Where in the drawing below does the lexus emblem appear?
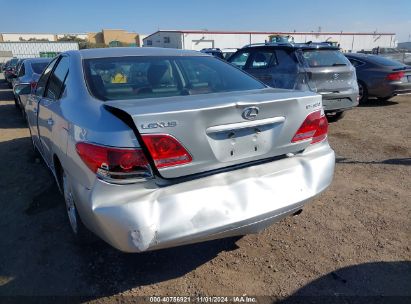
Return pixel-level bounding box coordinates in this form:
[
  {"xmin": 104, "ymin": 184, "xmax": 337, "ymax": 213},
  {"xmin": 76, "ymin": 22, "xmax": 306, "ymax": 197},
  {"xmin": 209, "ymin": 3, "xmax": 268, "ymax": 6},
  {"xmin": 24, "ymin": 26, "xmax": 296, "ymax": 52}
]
[
  {"xmin": 332, "ymin": 73, "xmax": 339, "ymax": 80},
  {"xmin": 242, "ymin": 106, "xmax": 259, "ymax": 120}
]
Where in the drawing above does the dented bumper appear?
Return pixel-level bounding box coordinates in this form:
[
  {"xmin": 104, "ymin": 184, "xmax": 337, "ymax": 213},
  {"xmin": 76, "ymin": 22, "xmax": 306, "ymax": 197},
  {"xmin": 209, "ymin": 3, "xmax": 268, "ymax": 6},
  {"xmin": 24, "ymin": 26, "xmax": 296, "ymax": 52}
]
[{"xmin": 71, "ymin": 141, "xmax": 335, "ymax": 253}]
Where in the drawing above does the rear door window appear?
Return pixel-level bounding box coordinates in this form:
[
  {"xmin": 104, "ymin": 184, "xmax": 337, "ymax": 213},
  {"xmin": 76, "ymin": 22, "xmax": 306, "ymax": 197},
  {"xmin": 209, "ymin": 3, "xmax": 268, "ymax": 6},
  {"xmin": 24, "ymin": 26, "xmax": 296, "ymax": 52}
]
[
  {"xmin": 229, "ymin": 51, "xmax": 251, "ymax": 69},
  {"xmin": 302, "ymin": 50, "xmax": 350, "ymax": 67},
  {"xmin": 249, "ymin": 50, "xmax": 277, "ymax": 69},
  {"xmin": 17, "ymin": 63, "xmax": 25, "ymax": 77},
  {"xmin": 46, "ymin": 56, "xmax": 69, "ymax": 100},
  {"xmin": 35, "ymin": 58, "xmax": 58, "ymax": 97},
  {"xmin": 348, "ymin": 58, "xmax": 365, "ymax": 67},
  {"xmin": 32, "ymin": 62, "xmax": 50, "ymax": 74},
  {"xmin": 276, "ymin": 50, "xmax": 298, "ymax": 69}
]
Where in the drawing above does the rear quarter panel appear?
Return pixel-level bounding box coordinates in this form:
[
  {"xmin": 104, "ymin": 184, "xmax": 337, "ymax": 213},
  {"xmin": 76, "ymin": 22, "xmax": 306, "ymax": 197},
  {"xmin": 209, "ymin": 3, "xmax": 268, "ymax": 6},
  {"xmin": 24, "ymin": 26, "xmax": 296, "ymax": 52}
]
[{"xmin": 60, "ymin": 52, "xmax": 140, "ymax": 189}]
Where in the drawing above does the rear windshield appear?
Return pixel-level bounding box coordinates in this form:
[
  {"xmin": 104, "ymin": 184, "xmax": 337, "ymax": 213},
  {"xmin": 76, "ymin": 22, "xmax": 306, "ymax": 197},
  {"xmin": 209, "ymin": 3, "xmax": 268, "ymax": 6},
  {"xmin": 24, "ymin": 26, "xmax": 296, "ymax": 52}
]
[
  {"xmin": 369, "ymin": 55, "xmax": 405, "ymax": 67},
  {"xmin": 83, "ymin": 56, "xmax": 265, "ymax": 101},
  {"xmin": 302, "ymin": 50, "xmax": 350, "ymax": 67},
  {"xmin": 31, "ymin": 62, "xmax": 50, "ymax": 74}
]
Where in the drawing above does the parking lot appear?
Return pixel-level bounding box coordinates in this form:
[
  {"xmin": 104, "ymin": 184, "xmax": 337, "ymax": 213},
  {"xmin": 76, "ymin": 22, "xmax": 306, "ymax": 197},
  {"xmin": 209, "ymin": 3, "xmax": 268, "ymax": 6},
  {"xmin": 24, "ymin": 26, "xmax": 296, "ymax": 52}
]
[{"xmin": 0, "ymin": 73, "xmax": 410, "ymax": 301}]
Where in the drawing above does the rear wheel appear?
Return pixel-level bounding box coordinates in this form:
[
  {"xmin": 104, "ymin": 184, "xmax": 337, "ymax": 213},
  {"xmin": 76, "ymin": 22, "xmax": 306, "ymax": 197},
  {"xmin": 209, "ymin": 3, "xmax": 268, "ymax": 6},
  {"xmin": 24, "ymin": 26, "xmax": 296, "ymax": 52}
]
[
  {"xmin": 358, "ymin": 81, "xmax": 368, "ymax": 104},
  {"xmin": 61, "ymin": 169, "xmax": 95, "ymax": 244}
]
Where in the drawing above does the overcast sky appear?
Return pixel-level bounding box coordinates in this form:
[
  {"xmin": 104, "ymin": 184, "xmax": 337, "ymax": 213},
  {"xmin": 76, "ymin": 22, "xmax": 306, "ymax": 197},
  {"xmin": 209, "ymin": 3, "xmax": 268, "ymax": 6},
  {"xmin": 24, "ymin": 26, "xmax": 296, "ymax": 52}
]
[{"xmin": 1, "ymin": 0, "xmax": 410, "ymax": 42}]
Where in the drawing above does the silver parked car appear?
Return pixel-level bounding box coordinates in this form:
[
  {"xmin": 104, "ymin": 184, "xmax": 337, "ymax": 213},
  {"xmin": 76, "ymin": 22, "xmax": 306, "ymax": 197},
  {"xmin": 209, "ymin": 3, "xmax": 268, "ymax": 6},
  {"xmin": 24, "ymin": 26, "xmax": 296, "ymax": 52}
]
[
  {"xmin": 26, "ymin": 47, "xmax": 335, "ymax": 252},
  {"xmin": 228, "ymin": 43, "xmax": 359, "ymax": 120},
  {"xmin": 12, "ymin": 58, "xmax": 51, "ymax": 115}
]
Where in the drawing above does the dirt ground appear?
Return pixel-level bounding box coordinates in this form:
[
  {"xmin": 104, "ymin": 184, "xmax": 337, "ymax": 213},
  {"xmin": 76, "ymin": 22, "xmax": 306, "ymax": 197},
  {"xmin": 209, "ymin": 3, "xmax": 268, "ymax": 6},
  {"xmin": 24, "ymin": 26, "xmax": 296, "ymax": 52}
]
[{"xmin": 0, "ymin": 75, "xmax": 410, "ymax": 303}]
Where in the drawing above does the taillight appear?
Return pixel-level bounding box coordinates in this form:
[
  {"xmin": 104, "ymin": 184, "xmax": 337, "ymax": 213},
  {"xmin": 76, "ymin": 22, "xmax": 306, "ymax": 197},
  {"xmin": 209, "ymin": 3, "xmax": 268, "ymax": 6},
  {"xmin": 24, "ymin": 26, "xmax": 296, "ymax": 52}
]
[
  {"xmin": 141, "ymin": 134, "xmax": 192, "ymax": 168},
  {"xmin": 76, "ymin": 142, "xmax": 152, "ymax": 183},
  {"xmin": 291, "ymin": 110, "xmax": 328, "ymax": 144},
  {"xmin": 386, "ymin": 72, "xmax": 405, "ymax": 81}
]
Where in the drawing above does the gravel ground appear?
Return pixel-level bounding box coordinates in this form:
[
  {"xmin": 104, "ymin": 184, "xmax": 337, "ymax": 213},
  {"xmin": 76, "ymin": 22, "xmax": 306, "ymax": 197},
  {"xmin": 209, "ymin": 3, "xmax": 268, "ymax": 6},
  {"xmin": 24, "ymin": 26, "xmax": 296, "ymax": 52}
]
[{"xmin": 0, "ymin": 76, "xmax": 410, "ymax": 303}]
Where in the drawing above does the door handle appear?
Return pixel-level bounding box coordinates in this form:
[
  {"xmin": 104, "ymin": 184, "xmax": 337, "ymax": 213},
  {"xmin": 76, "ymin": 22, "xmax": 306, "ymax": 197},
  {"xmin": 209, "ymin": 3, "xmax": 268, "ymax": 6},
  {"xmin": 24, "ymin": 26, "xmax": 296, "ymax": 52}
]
[{"xmin": 47, "ymin": 118, "xmax": 54, "ymax": 126}]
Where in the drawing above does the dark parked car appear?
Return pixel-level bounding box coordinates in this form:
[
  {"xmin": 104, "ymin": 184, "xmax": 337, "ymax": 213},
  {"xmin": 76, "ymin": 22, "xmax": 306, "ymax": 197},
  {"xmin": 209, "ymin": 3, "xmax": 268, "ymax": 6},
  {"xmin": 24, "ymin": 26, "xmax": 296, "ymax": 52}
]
[
  {"xmin": 10, "ymin": 58, "xmax": 27, "ymax": 88},
  {"xmin": 200, "ymin": 48, "xmax": 224, "ymax": 59},
  {"xmin": 3, "ymin": 58, "xmax": 19, "ymax": 86},
  {"xmin": 345, "ymin": 53, "xmax": 411, "ymax": 103},
  {"xmin": 228, "ymin": 42, "xmax": 359, "ymax": 120}
]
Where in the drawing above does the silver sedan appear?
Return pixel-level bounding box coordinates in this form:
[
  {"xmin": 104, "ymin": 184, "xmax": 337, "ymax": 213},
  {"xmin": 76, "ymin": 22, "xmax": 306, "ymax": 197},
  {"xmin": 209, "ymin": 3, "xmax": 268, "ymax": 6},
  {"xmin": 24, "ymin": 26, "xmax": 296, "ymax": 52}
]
[
  {"xmin": 25, "ymin": 47, "xmax": 335, "ymax": 252},
  {"xmin": 12, "ymin": 58, "xmax": 51, "ymax": 116}
]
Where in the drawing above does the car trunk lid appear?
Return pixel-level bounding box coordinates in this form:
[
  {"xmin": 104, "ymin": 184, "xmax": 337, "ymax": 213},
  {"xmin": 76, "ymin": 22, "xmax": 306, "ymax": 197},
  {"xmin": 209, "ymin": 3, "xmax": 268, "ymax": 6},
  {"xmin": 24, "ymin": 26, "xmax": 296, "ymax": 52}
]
[{"xmin": 105, "ymin": 88, "xmax": 323, "ymax": 179}]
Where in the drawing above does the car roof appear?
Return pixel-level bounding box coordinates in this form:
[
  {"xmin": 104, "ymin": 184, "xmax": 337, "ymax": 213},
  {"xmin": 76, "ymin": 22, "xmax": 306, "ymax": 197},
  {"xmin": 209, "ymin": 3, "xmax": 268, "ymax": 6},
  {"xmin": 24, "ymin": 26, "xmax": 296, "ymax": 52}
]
[
  {"xmin": 201, "ymin": 48, "xmax": 222, "ymax": 51},
  {"xmin": 345, "ymin": 53, "xmax": 369, "ymax": 58},
  {"xmin": 345, "ymin": 53, "xmax": 390, "ymax": 61},
  {"xmin": 24, "ymin": 58, "xmax": 52, "ymax": 64},
  {"xmin": 346, "ymin": 53, "xmax": 410, "ymax": 67},
  {"xmin": 70, "ymin": 47, "xmax": 207, "ymax": 59}
]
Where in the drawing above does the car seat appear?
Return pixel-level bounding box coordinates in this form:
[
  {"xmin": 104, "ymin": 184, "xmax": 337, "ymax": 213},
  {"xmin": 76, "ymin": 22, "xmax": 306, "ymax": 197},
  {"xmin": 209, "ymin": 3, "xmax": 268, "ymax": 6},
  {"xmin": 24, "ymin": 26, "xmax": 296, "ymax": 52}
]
[{"xmin": 138, "ymin": 63, "xmax": 169, "ymax": 95}]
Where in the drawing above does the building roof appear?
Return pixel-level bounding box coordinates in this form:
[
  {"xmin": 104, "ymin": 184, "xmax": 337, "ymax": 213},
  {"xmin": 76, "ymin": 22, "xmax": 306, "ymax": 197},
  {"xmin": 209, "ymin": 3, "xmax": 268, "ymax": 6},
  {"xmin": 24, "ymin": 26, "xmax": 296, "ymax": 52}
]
[{"xmin": 143, "ymin": 30, "xmax": 396, "ymax": 40}]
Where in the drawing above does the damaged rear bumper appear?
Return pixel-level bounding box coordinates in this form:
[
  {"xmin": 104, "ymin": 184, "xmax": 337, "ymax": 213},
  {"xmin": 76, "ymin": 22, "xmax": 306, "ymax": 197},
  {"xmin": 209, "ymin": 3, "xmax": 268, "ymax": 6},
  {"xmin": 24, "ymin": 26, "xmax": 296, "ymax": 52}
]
[{"xmin": 71, "ymin": 142, "xmax": 335, "ymax": 253}]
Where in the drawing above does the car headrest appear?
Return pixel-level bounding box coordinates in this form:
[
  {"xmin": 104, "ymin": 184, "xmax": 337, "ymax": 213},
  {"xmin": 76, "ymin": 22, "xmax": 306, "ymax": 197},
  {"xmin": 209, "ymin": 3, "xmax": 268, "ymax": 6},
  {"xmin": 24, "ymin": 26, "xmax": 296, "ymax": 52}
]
[{"xmin": 147, "ymin": 64, "xmax": 169, "ymax": 86}]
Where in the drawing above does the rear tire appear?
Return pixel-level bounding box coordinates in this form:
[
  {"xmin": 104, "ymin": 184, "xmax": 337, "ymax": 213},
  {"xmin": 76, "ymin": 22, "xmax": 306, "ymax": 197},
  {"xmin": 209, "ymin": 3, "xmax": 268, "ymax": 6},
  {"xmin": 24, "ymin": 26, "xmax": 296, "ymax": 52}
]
[
  {"xmin": 358, "ymin": 81, "xmax": 368, "ymax": 104},
  {"xmin": 60, "ymin": 169, "xmax": 96, "ymax": 244}
]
